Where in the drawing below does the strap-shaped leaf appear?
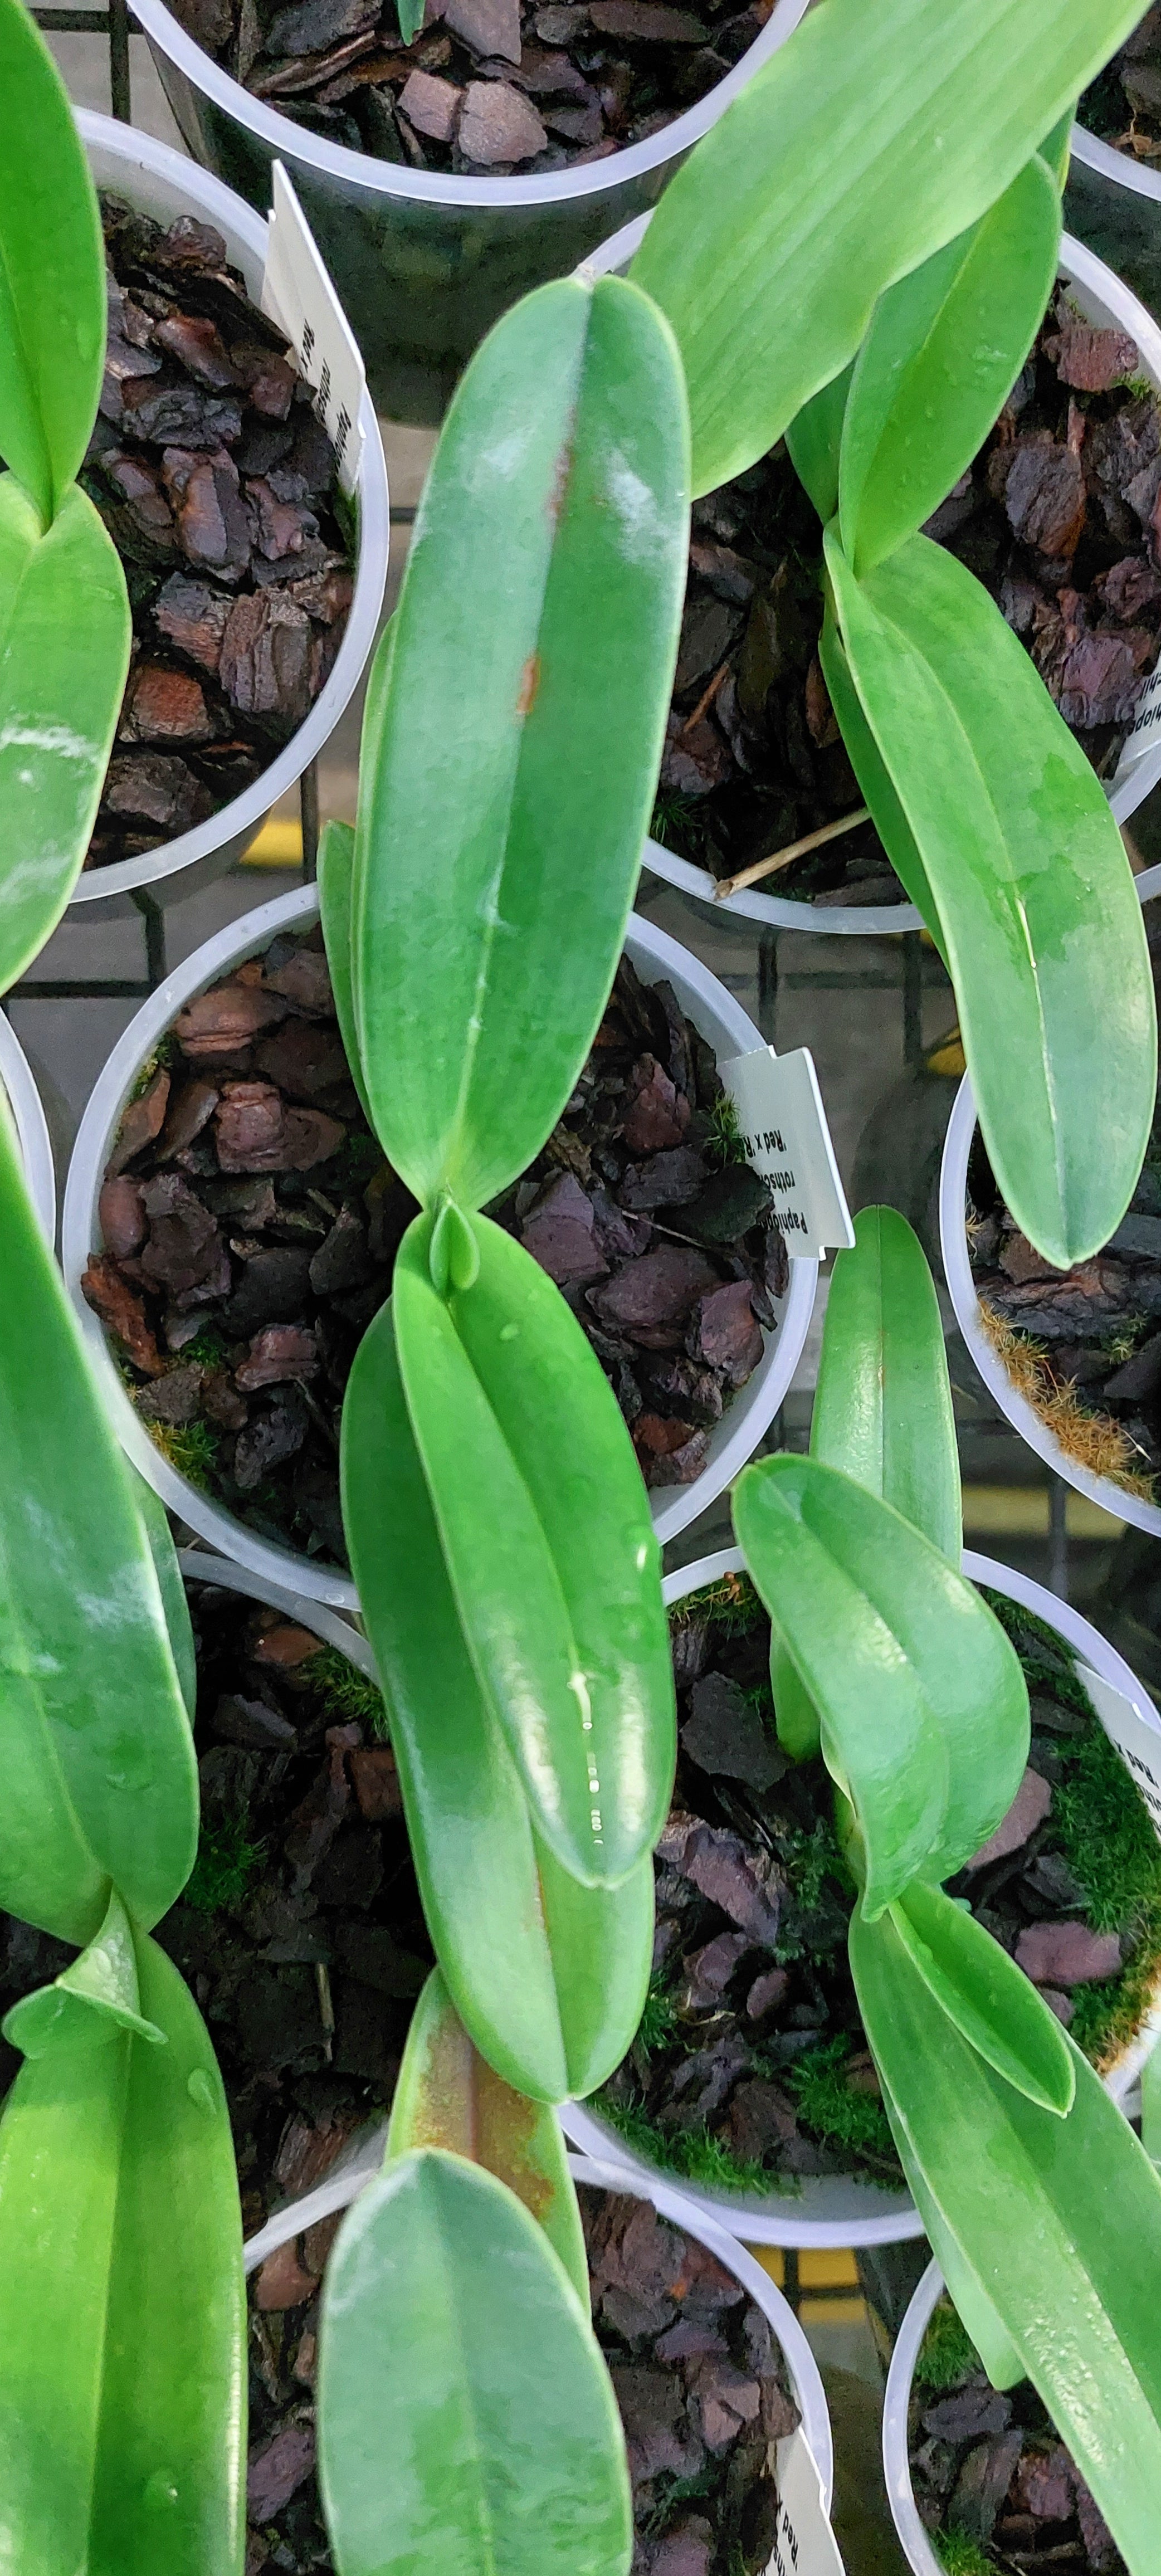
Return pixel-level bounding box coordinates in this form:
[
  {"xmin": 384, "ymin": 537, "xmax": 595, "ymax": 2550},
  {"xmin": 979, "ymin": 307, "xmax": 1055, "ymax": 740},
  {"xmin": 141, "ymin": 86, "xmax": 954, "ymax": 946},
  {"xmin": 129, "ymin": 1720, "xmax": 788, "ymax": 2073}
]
[
  {"xmin": 318, "ymin": 819, "xmax": 374, "ymax": 1129},
  {"xmin": 818, "ymin": 610, "xmax": 942, "ymax": 934},
  {"xmin": 784, "ymin": 363, "xmax": 853, "ymax": 523},
  {"xmin": 733, "ymin": 1455, "xmax": 1027, "ymax": 1913},
  {"xmin": 630, "ymin": 0, "xmax": 1145, "ymax": 496},
  {"xmin": 3, "ymin": 1886, "xmax": 165, "ymax": 2057},
  {"xmin": 890, "ymin": 1880, "xmax": 1074, "ymax": 2114},
  {"xmin": 851, "ymin": 1905, "xmax": 1161, "ymax": 2565},
  {"xmin": 353, "ymin": 273, "xmax": 689, "ymax": 1213},
  {"xmin": 133, "ymin": 1474, "xmax": 197, "ymax": 1724},
  {"xmin": 0, "ymin": 477, "xmax": 130, "ymax": 994},
  {"xmin": 812, "ymin": 1206, "xmax": 961, "ymax": 1562},
  {"xmin": 838, "ymin": 155, "xmax": 1061, "ymax": 577},
  {"xmin": 318, "ymin": 2150, "xmax": 632, "ymax": 2576},
  {"xmin": 0, "ymin": 0, "xmax": 106, "ymax": 521},
  {"xmin": 393, "ymin": 1211, "xmax": 675, "ymax": 1889},
  {"xmin": 0, "ymin": 1097, "xmax": 197, "ymax": 1945},
  {"xmin": 825, "ymin": 526, "xmax": 1156, "ymax": 1266},
  {"xmin": 342, "ymin": 1296, "xmax": 655, "ymax": 2101},
  {"xmin": 877, "ymin": 2086, "xmax": 1023, "ymax": 2390},
  {"xmin": 389, "ymin": 1968, "xmax": 588, "ymax": 2304},
  {"xmin": 0, "ymin": 1932, "xmax": 243, "ymax": 2574}
]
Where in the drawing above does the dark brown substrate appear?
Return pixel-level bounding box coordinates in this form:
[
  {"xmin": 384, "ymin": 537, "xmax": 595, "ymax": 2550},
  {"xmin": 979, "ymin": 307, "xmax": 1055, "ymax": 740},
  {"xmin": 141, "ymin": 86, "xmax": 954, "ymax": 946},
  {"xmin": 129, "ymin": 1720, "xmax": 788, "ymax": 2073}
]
[
  {"xmin": 653, "ymin": 304, "xmax": 1161, "ymax": 906},
  {"xmin": 597, "ymin": 1575, "xmax": 1157, "ymax": 2195},
  {"xmin": 84, "ymin": 196, "xmax": 353, "ymax": 871},
  {"xmin": 81, "ymin": 926, "xmax": 783, "ymax": 1565},
  {"xmin": 1081, "ymin": 9, "xmax": 1161, "ymax": 161},
  {"xmin": 966, "ymin": 919, "xmax": 1161, "ymax": 1505},
  {"xmin": 169, "ymin": 0, "xmax": 772, "ymax": 176},
  {"xmin": 909, "ymin": 2298, "xmax": 1125, "ymax": 2575}
]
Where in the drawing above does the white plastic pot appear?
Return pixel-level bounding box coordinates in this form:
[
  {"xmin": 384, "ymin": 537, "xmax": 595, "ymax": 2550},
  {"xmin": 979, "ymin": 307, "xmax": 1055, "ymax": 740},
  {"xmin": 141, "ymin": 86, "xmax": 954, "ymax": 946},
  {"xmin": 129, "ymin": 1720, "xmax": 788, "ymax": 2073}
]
[
  {"xmin": 64, "ymin": 884, "xmax": 818, "ymax": 1608},
  {"xmin": 242, "ymin": 2140, "xmax": 836, "ymax": 2525},
  {"xmin": 881, "ymin": 2258, "xmax": 958, "ymax": 2576},
  {"xmin": 131, "ymin": 0, "xmax": 809, "ymax": 427},
  {"xmin": 1067, "ymin": 122, "xmax": 1161, "ymax": 348},
  {"xmin": 580, "ymin": 222, "xmax": 1161, "ymax": 933},
  {"xmin": 940, "ymin": 1071, "xmax": 1161, "ymax": 1541},
  {"xmin": 71, "ymin": 109, "xmax": 389, "ymax": 920},
  {"xmin": 562, "ymin": 1545, "xmax": 1161, "ymax": 2245},
  {"xmin": 0, "ymin": 1014, "xmax": 56, "ymax": 1246}
]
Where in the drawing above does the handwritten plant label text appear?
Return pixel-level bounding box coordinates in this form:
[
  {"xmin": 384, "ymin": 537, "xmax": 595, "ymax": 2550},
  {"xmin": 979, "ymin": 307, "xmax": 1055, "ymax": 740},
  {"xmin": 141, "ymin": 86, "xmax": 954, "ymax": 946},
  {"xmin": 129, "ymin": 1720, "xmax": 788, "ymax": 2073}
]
[
  {"xmin": 261, "ymin": 162, "xmax": 365, "ymax": 497},
  {"xmin": 768, "ymin": 2429, "xmax": 845, "ymax": 2576},
  {"xmin": 1111, "ymin": 664, "xmax": 1161, "ymax": 786},
  {"xmin": 718, "ymin": 1045, "xmax": 855, "ymax": 1261}
]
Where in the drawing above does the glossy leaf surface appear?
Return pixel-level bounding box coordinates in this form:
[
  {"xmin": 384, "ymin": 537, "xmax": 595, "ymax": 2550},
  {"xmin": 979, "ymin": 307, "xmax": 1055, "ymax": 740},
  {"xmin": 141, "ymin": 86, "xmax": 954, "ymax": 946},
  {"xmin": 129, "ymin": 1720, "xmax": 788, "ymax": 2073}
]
[
  {"xmin": 388, "ymin": 1968, "xmax": 588, "ymax": 2302},
  {"xmin": 0, "ymin": 477, "xmax": 131, "ymax": 994},
  {"xmin": 838, "ymin": 156, "xmax": 1061, "ymax": 575},
  {"xmin": 0, "ymin": 0, "xmax": 105, "ymax": 519},
  {"xmin": 133, "ymin": 1472, "xmax": 197, "ymax": 1724},
  {"xmin": 319, "ymin": 2150, "xmax": 632, "ymax": 2576},
  {"xmin": 811, "ymin": 1206, "xmax": 961, "ymax": 1562},
  {"xmin": 393, "ymin": 1211, "xmax": 674, "ymax": 1888},
  {"xmin": 784, "ymin": 363, "xmax": 853, "ymax": 522},
  {"xmin": 852, "ymin": 1905, "xmax": 1161, "ymax": 2566},
  {"xmin": 818, "ymin": 610, "xmax": 942, "ymax": 935},
  {"xmin": 890, "ymin": 1879, "xmax": 1074, "ymax": 2114},
  {"xmin": 3, "ymin": 1886, "xmax": 165, "ymax": 2057},
  {"xmin": 353, "ymin": 274, "xmax": 689, "ymax": 1212},
  {"xmin": 630, "ymin": 0, "xmax": 1143, "ymax": 494},
  {"xmin": 826, "ymin": 527, "xmax": 1156, "ymax": 1265},
  {"xmin": 342, "ymin": 1297, "xmax": 654, "ymax": 2101},
  {"xmin": 0, "ymin": 1933, "xmax": 244, "ymax": 2575},
  {"xmin": 318, "ymin": 818, "xmax": 374, "ymax": 1129},
  {"xmin": 0, "ymin": 1097, "xmax": 197, "ymax": 1944},
  {"xmin": 733, "ymin": 1455, "xmax": 1027, "ymax": 1913}
]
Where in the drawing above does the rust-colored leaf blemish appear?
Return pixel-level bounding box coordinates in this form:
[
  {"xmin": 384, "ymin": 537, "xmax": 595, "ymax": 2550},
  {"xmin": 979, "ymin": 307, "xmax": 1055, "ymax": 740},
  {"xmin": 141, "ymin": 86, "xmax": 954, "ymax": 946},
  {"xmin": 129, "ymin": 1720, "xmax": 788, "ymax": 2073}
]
[
  {"xmin": 516, "ymin": 652, "xmax": 542, "ymax": 719},
  {"xmin": 475, "ymin": 2056, "xmax": 554, "ymax": 2219}
]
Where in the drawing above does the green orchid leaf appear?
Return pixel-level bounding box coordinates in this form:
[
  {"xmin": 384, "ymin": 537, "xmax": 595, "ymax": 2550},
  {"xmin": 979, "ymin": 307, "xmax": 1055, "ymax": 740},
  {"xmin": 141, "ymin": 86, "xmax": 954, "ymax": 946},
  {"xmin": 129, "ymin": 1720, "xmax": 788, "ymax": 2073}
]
[
  {"xmin": 852, "ymin": 1905, "xmax": 1161, "ymax": 2563},
  {"xmin": 0, "ymin": 476, "xmax": 131, "ymax": 994},
  {"xmin": 0, "ymin": 1098, "xmax": 197, "ymax": 1946},
  {"xmin": 769, "ymin": 1643, "xmax": 822, "ymax": 1763},
  {"xmin": 818, "ymin": 609, "xmax": 943, "ymax": 936},
  {"xmin": 838, "ymin": 156, "xmax": 1061, "ymax": 577},
  {"xmin": 733, "ymin": 1455, "xmax": 1028, "ymax": 1910},
  {"xmin": 1039, "ymin": 107, "xmax": 1074, "ymax": 189},
  {"xmin": 319, "ymin": 2149, "xmax": 632, "ymax": 2576},
  {"xmin": 890, "ymin": 1880, "xmax": 1074, "ymax": 2114},
  {"xmin": 353, "ymin": 272, "xmax": 689, "ymax": 1214},
  {"xmin": 393, "ymin": 1211, "xmax": 675, "ymax": 1889},
  {"xmin": 342, "ymin": 1296, "xmax": 654, "ymax": 2102},
  {"xmin": 784, "ymin": 363, "xmax": 853, "ymax": 522},
  {"xmin": 630, "ymin": 0, "xmax": 1144, "ymax": 497},
  {"xmin": 874, "ymin": 2049, "xmax": 1026, "ymax": 2389},
  {"xmin": 132, "ymin": 1474, "xmax": 197, "ymax": 1725},
  {"xmin": 0, "ymin": 1931, "xmax": 243, "ymax": 2574},
  {"xmin": 388, "ymin": 1968, "xmax": 589, "ymax": 2304},
  {"xmin": 396, "ymin": 0, "xmax": 424, "ymax": 36},
  {"xmin": 811, "ymin": 1205, "xmax": 961, "ymax": 1563},
  {"xmin": 318, "ymin": 818, "xmax": 374, "ymax": 1130},
  {"xmin": 3, "ymin": 1886, "xmax": 166, "ymax": 2057},
  {"xmin": 825, "ymin": 526, "xmax": 1156, "ymax": 1266},
  {"xmin": 0, "ymin": 0, "xmax": 106, "ymax": 521}
]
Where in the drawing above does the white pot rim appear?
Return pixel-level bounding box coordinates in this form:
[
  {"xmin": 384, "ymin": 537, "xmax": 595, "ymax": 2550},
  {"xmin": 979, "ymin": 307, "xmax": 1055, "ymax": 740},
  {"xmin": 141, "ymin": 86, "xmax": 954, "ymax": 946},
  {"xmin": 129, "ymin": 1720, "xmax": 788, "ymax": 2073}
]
[
  {"xmin": 176, "ymin": 1587, "xmax": 842, "ymax": 2511},
  {"xmin": 1072, "ymin": 119, "xmax": 1161, "ymax": 206},
  {"xmin": 62, "ymin": 887, "xmax": 817, "ymax": 1605},
  {"xmin": 0, "ymin": 1014, "xmax": 56, "ymax": 1245},
  {"xmin": 70, "ymin": 108, "xmax": 388, "ymax": 908},
  {"xmin": 131, "ymin": 0, "xmax": 809, "ymax": 211},
  {"xmin": 578, "ymin": 229, "xmax": 1161, "ymax": 933},
  {"xmin": 881, "ymin": 2257, "xmax": 945, "ymax": 2576},
  {"xmin": 564, "ymin": 1544, "xmax": 1161, "ymax": 2242},
  {"xmin": 940, "ymin": 1070, "xmax": 1161, "ymax": 1540}
]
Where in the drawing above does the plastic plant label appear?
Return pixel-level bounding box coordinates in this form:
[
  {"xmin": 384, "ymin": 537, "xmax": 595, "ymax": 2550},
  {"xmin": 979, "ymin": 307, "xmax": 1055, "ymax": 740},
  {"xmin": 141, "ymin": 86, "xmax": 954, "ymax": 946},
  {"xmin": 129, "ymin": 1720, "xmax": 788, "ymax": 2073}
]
[
  {"xmin": 718, "ymin": 1045, "xmax": 855, "ymax": 1259},
  {"xmin": 261, "ymin": 161, "xmax": 365, "ymax": 496},
  {"xmin": 1111, "ymin": 665, "xmax": 1161, "ymax": 786},
  {"xmin": 1077, "ymin": 1664, "xmax": 1161, "ymax": 1847},
  {"xmin": 767, "ymin": 2429, "xmax": 846, "ymax": 2576}
]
